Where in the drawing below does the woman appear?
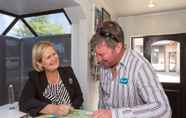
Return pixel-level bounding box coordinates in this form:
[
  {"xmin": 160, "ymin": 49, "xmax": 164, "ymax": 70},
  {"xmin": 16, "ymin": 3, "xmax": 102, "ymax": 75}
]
[{"xmin": 19, "ymin": 41, "xmax": 83, "ymax": 116}]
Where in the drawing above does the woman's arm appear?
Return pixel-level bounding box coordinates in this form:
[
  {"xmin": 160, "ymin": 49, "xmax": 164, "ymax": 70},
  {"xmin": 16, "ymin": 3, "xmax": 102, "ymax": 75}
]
[
  {"xmin": 40, "ymin": 104, "xmax": 73, "ymax": 116},
  {"xmin": 19, "ymin": 72, "xmax": 48, "ymax": 116},
  {"xmin": 68, "ymin": 67, "xmax": 84, "ymax": 108}
]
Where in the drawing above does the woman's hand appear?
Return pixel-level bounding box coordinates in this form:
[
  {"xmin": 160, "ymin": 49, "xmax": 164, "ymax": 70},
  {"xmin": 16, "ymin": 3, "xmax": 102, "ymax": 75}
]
[
  {"xmin": 40, "ymin": 104, "xmax": 74, "ymax": 116},
  {"xmin": 57, "ymin": 104, "xmax": 74, "ymax": 116}
]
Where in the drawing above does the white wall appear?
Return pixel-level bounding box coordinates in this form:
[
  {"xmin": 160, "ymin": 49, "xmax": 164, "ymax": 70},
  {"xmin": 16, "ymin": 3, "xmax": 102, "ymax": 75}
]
[
  {"xmin": 65, "ymin": 0, "xmax": 112, "ymax": 111},
  {"xmin": 118, "ymin": 9, "xmax": 186, "ymax": 48},
  {"xmin": 95, "ymin": 0, "xmax": 117, "ymax": 20},
  {"xmin": 66, "ymin": 0, "xmax": 117, "ymax": 111},
  {"xmin": 70, "ymin": 0, "xmax": 96, "ymax": 111}
]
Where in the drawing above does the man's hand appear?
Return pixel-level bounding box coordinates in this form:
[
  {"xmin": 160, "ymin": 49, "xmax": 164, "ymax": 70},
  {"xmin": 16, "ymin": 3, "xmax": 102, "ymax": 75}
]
[{"xmin": 91, "ymin": 109, "xmax": 112, "ymax": 118}]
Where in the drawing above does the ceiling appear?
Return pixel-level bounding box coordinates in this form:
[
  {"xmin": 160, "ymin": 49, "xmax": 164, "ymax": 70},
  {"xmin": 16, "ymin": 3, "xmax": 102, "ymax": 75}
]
[
  {"xmin": 0, "ymin": 0, "xmax": 79, "ymax": 15},
  {"xmin": 105, "ymin": 0, "xmax": 186, "ymax": 17},
  {"xmin": 0, "ymin": 0, "xmax": 186, "ymax": 17}
]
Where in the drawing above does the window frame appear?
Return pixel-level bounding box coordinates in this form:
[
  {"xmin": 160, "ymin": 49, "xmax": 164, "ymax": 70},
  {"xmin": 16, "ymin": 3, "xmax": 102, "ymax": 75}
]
[{"xmin": 0, "ymin": 9, "xmax": 71, "ymax": 37}]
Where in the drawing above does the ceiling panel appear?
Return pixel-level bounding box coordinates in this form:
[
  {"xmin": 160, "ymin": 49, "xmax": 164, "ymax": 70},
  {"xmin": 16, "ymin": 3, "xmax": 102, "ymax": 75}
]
[
  {"xmin": 0, "ymin": 0, "xmax": 79, "ymax": 15},
  {"xmin": 1, "ymin": 0, "xmax": 186, "ymax": 16},
  {"xmin": 105, "ymin": 0, "xmax": 186, "ymax": 16}
]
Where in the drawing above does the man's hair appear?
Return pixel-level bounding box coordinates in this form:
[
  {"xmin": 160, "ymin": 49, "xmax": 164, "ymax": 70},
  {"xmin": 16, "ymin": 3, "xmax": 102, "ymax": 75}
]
[{"xmin": 91, "ymin": 21, "xmax": 124, "ymax": 49}]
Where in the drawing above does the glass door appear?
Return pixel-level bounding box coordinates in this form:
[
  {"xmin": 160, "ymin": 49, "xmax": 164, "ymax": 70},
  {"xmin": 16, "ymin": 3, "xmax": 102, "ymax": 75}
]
[
  {"xmin": 132, "ymin": 34, "xmax": 186, "ymax": 118},
  {"xmin": 150, "ymin": 40, "xmax": 180, "ymax": 83}
]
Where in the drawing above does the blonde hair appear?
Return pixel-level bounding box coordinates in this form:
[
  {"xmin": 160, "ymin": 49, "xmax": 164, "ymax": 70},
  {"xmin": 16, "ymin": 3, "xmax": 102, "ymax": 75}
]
[{"xmin": 32, "ymin": 41, "xmax": 55, "ymax": 72}]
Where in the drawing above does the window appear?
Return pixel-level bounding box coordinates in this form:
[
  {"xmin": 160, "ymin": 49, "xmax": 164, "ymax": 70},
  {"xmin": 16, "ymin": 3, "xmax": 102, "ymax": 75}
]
[
  {"xmin": 25, "ymin": 13, "xmax": 71, "ymax": 36},
  {"xmin": 0, "ymin": 14, "xmax": 15, "ymax": 34},
  {"xmin": 7, "ymin": 20, "xmax": 34, "ymax": 38},
  {"xmin": 151, "ymin": 40, "xmax": 179, "ymax": 73},
  {"xmin": 132, "ymin": 37, "xmax": 180, "ymax": 83},
  {"xmin": 132, "ymin": 37, "xmax": 144, "ymax": 56},
  {"xmin": 1, "ymin": 10, "xmax": 71, "ymax": 37},
  {"xmin": 151, "ymin": 45, "xmax": 165, "ymax": 71}
]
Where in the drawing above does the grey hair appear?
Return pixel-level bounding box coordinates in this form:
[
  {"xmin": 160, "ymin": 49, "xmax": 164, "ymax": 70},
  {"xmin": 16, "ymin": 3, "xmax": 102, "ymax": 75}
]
[{"xmin": 90, "ymin": 21, "xmax": 124, "ymax": 49}]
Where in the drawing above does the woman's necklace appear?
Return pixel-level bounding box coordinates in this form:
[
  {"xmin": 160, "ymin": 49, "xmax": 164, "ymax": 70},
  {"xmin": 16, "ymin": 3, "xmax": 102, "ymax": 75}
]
[{"xmin": 48, "ymin": 72, "xmax": 60, "ymax": 85}]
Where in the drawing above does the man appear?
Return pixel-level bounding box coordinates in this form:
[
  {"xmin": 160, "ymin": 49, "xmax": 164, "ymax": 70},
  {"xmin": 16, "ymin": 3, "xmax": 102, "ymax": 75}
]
[{"xmin": 90, "ymin": 21, "xmax": 171, "ymax": 118}]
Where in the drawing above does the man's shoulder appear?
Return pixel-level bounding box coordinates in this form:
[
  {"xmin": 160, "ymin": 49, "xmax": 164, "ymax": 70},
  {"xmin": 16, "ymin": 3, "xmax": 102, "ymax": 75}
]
[
  {"xmin": 130, "ymin": 49, "xmax": 152, "ymax": 68},
  {"xmin": 130, "ymin": 50, "xmax": 146, "ymax": 61}
]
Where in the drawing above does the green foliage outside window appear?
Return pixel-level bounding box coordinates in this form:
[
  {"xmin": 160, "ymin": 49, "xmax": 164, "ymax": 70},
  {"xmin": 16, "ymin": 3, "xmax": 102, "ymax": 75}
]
[{"xmin": 14, "ymin": 16, "xmax": 64, "ymax": 37}]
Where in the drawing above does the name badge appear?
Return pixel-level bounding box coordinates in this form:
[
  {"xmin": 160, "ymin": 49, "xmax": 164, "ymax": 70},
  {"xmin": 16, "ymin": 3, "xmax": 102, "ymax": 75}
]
[
  {"xmin": 119, "ymin": 76, "xmax": 128, "ymax": 85},
  {"xmin": 68, "ymin": 78, "xmax": 73, "ymax": 84}
]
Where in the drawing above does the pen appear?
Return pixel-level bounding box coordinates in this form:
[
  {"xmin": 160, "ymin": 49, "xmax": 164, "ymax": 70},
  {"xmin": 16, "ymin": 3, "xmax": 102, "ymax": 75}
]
[{"xmin": 47, "ymin": 115, "xmax": 57, "ymax": 118}]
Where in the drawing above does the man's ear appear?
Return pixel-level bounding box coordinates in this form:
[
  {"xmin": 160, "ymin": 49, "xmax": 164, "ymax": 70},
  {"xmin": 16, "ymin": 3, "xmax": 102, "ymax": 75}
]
[{"xmin": 115, "ymin": 43, "xmax": 123, "ymax": 53}]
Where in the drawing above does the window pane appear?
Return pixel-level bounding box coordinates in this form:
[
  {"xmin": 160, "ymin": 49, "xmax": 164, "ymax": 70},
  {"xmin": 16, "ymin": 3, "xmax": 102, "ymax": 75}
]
[
  {"xmin": 132, "ymin": 38, "xmax": 180, "ymax": 83},
  {"xmin": 0, "ymin": 14, "xmax": 15, "ymax": 34},
  {"xmin": 151, "ymin": 40, "xmax": 180, "ymax": 83},
  {"xmin": 25, "ymin": 12, "xmax": 71, "ymax": 36},
  {"xmin": 7, "ymin": 20, "xmax": 34, "ymax": 38},
  {"xmin": 151, "ymin": 46, "xmax": 165, "ymax": 71},
  {"xmin": 132, "ymin": 37, "xmax": 144, "ymax": 56}
]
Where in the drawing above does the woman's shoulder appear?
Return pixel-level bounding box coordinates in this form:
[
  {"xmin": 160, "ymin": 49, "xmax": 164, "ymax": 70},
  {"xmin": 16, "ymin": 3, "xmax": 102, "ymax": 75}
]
[
  {"xmin": 58, "ymin": 66, "xmax": 73, "ymax": 72},
  {"xmin": 28, "ymin": 70, "xmax": 45, "ymax": 81},
  {"xmin": 28, "ymin": 70, "xmax": 40, "ymax": 76}
]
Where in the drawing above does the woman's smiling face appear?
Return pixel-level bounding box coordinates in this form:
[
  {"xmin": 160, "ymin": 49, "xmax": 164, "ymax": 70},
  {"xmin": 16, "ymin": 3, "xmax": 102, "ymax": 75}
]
[{"xmin": 40, "ymin": 46, "xmax": 59, "ymax": 72}]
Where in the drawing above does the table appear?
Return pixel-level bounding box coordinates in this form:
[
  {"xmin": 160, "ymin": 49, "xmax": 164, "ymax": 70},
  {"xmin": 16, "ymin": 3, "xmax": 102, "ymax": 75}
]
[
  {"xmin": 36, "ymin": 109, "xmax": 92, "ymax": 118},
  {"xmin": 0, "ymin": 102, "xmax": 27, "ymax": 118}
]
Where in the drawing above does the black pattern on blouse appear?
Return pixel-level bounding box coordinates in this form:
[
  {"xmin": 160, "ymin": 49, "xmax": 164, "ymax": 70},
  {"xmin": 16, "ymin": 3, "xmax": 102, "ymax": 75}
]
[{"xmin": 43, "ymin": 80, "xmax": 71, "ymax": 105}]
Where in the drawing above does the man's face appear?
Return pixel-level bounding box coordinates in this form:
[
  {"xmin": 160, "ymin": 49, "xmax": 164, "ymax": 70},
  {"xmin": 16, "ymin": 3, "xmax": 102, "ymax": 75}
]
[{"xmin": 95, "ymin": 41, "xmax": 117, "ymax": 68}]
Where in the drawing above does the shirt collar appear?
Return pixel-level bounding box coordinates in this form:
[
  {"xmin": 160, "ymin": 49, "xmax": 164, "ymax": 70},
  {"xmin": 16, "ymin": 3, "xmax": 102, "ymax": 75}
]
[{"xmin": 118, "ymin": 49, "xmax": 129, "ymax": 68}]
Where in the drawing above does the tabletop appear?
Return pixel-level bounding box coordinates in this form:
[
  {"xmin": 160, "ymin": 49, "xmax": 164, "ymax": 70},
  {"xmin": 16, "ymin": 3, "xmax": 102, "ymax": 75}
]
[{"xmin": 36, "ymin": 109, "xmax": 92, "ymax": 118}]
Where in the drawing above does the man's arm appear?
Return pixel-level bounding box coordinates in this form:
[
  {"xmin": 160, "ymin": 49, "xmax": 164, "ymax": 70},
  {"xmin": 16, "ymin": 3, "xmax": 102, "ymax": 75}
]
[{"xmin": 111, "ymin": 62, "xmax": 171, "ymax": 118}]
